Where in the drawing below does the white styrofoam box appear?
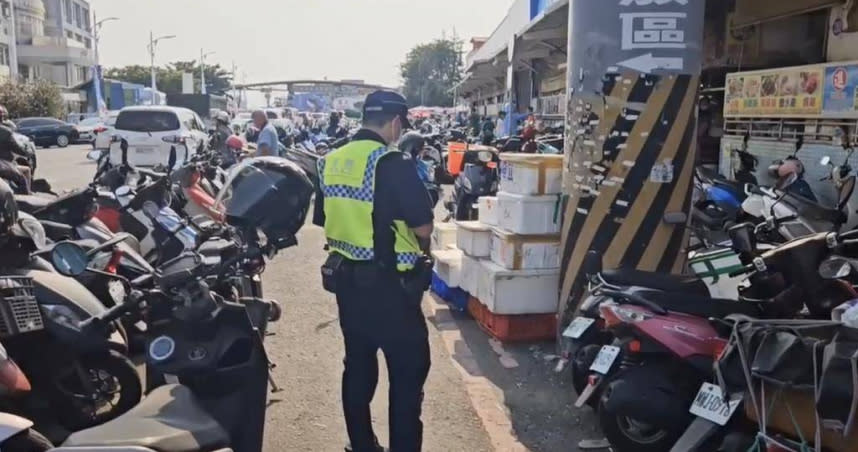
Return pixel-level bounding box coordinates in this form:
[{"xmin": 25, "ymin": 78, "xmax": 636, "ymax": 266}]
[
  {"xmin": 491, "ymin": 228, "xmax": 561, "ymax": 270},
  {"xmin": 499, "ymin": 154, "xmax": 563, "ymax": 195},
  {"xmin": 497, "ymin": 192, "xmax": 562, "ymax": 235},
  {"xmin": 432, "ymin": 249, "xmax": 463, "ymax": 288},
  {"xmin": 431, "ymin": 222, "xmax": 457, "ymax": 251},
  {"xmin": 455, "ymin": 221, "xmax": 492, "ymax": 257},
  {"xmin": 478, "ymin": 196, "xmax": 499, "ymax": 227},
  {"xmin": 459, "ymin": 254, "xmax": 482, "ymax": 295},
  {"xmin": 477, "ymin": 259, "xmax": 560, "ymax": 315}
]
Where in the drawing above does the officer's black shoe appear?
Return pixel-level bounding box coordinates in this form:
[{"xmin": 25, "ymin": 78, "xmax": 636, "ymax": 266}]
[{"xmin": 344, "ymin": 443, "xmax": 387, "ymax": 452}]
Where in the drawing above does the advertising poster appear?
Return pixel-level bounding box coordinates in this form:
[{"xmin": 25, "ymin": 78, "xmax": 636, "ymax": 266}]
[
  {"xmin": 724, "ymin": 67, "xmax": 823, "ymax": 117},
  {"xmin": 823, "ymin": 64, "xmax": 858, "ymax": 117}
]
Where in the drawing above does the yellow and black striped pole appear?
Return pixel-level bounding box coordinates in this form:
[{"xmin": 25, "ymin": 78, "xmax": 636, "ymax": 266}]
[{"xmin": 558, "ymin": 0, "xmax": 706, "ymax": 332}]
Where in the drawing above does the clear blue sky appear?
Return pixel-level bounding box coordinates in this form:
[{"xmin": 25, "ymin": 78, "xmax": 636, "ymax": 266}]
[{"xmin": 91, "ymin": 0, "xmax": 512, "ymax": 88}]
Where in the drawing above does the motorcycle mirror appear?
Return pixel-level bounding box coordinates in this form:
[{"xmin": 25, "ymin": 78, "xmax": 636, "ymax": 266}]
[
  {"xmin": 818, "ymin": 257, "xmax": 852, "ymax": 280},
  {"xmin": 168, "ymin": 146, "xmax": 177, "ymax": 171},
  {"xmin": 821, "ymin": 156, "xmax": 832, "ymax": 166},
  {"xmin": 584, "ymin": 250, "xmax": 603, "ymax": 276},
  {"xmin": 728, "ymin": 223, "xmax": 756, "ymax": 255},
  {"xmin": 663, "ymin": 212, "xmax": 687, "ymax": 225},
  {"xmin": 50, "ymin": 241, "xmax": 88, "ymax": 277},
  {"xmin": 86, "ymin": 150, "xmax": 101, "ymax": 161}
]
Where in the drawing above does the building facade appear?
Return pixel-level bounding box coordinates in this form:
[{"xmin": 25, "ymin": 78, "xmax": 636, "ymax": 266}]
[{"xmin": 14, "ymin": 0, "xmax": 94, "ymax": 88}]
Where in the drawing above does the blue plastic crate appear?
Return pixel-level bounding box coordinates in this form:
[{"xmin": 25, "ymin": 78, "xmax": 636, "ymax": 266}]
[{"xmin": 430, "ymin": 272, "xmax": 469, "ymax": 312}]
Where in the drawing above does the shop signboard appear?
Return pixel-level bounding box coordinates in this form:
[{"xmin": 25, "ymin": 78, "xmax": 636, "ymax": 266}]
[
  {"xmin": 724, "ymin": 60, "xmax": 858, "ymax": 118},
  {"xmin": 724, "ymin": 66, "xmax": 823, "ymax": 117}
]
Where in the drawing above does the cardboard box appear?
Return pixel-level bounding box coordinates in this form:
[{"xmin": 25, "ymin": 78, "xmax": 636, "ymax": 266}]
[{"xmin": 491, "ymin": 229, "xmax": 561, "ymax": 270}]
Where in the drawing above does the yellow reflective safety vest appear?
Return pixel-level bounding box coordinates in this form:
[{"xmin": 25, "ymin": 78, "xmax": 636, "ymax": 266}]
[{"xmin": 318, "ymin": 139, "xmax": 422, "ymax": 271}]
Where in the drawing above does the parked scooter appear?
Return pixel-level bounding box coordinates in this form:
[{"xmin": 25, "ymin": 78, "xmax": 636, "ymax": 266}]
[
  {"xmin": 584, "ymin": 226, "xmax": 855, "ymax": 451},
  {"xmin": 445, "ymin": 148, "xmax": 500, "ymax": 221}
]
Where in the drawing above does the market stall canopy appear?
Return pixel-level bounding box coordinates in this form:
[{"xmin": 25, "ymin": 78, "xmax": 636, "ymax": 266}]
[{"xmin": 732, "ymin": 0, "xmax": 843, "ymax": 29}]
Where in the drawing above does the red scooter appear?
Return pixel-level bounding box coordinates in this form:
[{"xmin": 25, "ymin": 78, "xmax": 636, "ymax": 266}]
[{"xmin": 582, "ymin": 227, "xmax": 858, "ymax": 452}]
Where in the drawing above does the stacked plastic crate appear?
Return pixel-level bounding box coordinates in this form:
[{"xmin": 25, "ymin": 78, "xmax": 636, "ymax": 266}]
[{"xmin": 469, "ymin": 154, "xmax": 564, "ymax": 342}]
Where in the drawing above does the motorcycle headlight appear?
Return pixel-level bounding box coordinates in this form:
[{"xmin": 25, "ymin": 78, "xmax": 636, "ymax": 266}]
[{"xmin": 41, "ymin": 304, "xmax": 84, "ymax": 325}]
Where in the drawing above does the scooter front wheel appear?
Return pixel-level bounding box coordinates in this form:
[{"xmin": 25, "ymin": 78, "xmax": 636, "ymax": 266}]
[
  {"xmin": 2, "ymin": 429, "xmax": 53, "ymax": 452},
  {"xmin": 53, "ymin": 350, "xmax": 142, "ymax": 430}
]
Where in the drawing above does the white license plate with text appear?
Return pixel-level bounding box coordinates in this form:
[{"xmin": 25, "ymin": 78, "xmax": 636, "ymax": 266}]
[
  {"xmin": 688, "ymin": 383, "xmax": 741, "ymax": 426},
  {"xmin": 563, "ymin": 317, "xmax": 596, "ymax": 339},
  {"xmin": 589, "ymin": 345, "xmax": 620, "ymax": 374}
]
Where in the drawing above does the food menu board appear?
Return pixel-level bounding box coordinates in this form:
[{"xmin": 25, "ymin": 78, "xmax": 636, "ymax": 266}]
[{"xmin": 724, "ymin": 66, "xmax": 823, "ymax": 117}]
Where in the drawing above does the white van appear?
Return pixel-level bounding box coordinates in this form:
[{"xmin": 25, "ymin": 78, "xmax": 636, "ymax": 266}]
[{"xmin": 109, "ymin": 106, "xmax": 209, "ymax": 167}]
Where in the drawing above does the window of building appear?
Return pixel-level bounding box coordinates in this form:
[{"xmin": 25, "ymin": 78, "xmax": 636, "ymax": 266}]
[
  {"xmin": 66, "ymin": 30, "xmax": 73, "ymax": 39},
  {"xmin": 75, "ymin": 33, "xmax": 82, "ymax": 43},
  {"xmin": 0, "ymin": 44, "xmax": 9, "ymax": 66},
  {"xmin": 76, "ymin": 65, "xmax": 87, "ymax": 83},
  {"xmin": 83, "ymin": 8, "xmax": 90, "ymax": 30},
  {"xmin": 64, "ymin": 0, "xmax": 72, "ymax": 23},
  {"xmin": 74, "ymin": 3, "xmax": 82, "ymax": 27},
  {"xmin": 84, "ymin": 37, "xmax": 91, "ymax": 49}
]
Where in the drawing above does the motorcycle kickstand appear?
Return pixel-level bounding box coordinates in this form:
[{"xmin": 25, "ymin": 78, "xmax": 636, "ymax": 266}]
[{"xmin": 254, "ymin": 327, "xmax": 283, "ymax": 393}]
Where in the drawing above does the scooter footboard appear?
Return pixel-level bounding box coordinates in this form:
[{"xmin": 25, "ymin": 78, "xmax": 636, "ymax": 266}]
[{"xmin": 601, "ymin": 365, "xmax": 695, "ymax": 429}]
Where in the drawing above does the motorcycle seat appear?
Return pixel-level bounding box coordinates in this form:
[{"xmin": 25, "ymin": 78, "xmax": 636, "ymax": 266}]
[
  {"xmin": 61, "ymin": 384, "xmax": 230, "ymax": 452},
  {"xmin": 601, "ymin": 268, "xmax": 709, "ymax": 296},
  {"xmin": 14, "ymin": 194, "xmax": 54, "ymax": 213},
  {"xmin": 638, "ymin": 290, "xmax": 763, "ymax": 319}
]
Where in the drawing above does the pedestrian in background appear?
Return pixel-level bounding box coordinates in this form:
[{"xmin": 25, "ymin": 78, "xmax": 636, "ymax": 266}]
[{"xmin": 251, "ymin": 110, "xmax": 279, "ymax": 157}]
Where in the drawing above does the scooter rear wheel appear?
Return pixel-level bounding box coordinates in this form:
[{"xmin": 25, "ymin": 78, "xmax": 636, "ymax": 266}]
[
  {"xmin": 2, "ymin": 429, "xmax": 53, "ymax": 452},
  {"xmin": 597, "ymin": 380, "xmax": 684, "ymax": 452}
]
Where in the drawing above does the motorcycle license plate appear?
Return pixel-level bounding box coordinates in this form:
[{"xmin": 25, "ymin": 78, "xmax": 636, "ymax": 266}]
[
  {"xmin": 563, "ymin": 317, "xmax": 595, "ymax": 339},
  {"xmin": 135, "ymin": 147, "xmax": 154, "ymax": 154},
  {"xmin": 589, "ymin": 345, "xmax": 620, "ymax": 374},
  {"xmin": 688, "ymin": 383, "xmax": 741, "ymax": 426}
]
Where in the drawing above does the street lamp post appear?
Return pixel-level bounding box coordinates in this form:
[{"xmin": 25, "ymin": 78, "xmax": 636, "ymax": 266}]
[
  {"xmin": 148, "ymin": 32, "xmax": 176, "ymax": 104},
  {"xmin": 200, "ymin": 49, "xmax": 215, "ymax": 95},
  {"xmin": 92, "ymin": 13, "xmax": 118, "ymax": 71}
]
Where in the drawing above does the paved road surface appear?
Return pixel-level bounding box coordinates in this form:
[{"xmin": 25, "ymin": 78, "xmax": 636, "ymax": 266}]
[{"xmin": 37, "ymin": 145, "xmax": 599, "ymax": 452}]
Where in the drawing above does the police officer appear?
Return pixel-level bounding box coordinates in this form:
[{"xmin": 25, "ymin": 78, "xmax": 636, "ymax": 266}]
[{"xmin": 314, "ymin": 90, "xmax": 434, "ymax": 452}]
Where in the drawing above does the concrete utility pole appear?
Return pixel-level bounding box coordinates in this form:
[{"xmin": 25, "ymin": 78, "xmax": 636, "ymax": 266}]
[
  {"xmin": 148, "ymin": 31, "xmax": 176, "ymax": 104},
  {"xmin": 557, "ymin": 0, "xmax": 705, "ymax": 332},
  {"xmin": 200, "ymin": 48, "xmax": 215, "ymax": 94},
  {"xmin": 7, "ymin": 0, "xmax": 17, "ymax": 80}
]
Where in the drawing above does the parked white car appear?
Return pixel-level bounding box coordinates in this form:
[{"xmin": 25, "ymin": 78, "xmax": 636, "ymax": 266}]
[{"xmin": 108, "ymin": 106, "xmax": 209, "ymax": 168}]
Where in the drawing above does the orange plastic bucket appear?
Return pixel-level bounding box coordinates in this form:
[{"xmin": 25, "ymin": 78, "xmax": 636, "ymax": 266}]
[{"xmin": 447, "ymin": 142, "xmax": 468, "ymax": 176}]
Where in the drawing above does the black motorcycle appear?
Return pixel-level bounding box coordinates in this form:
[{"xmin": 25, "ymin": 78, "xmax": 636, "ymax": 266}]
[{"xmin": 446, "ymin": 149, "xmax": 500, "ymax": 221}]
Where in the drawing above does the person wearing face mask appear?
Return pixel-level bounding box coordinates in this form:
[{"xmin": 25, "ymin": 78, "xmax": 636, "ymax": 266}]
[{"xmin": 313, "ymin": 90, "xmax": 434, "ymax": 452}]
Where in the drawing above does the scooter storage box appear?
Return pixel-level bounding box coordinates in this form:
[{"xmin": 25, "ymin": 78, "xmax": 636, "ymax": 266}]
[
  {"xmin": 477, "ymin": 259, "xmax": 559, "ymax": 315},
  {"xmin": 687, "ymin": 247, "xmax": 742, "ymax": 299},
  {"xmin": 497, "ymin": 192, "xmax": 562, "ymax": 235},
  {"xmin": 455, "ymin": 221, "xmax": 492, "ymax": 257},
  {"xmin": 431, "ymin": 222, "xmax": 458, "ymax": 251},
  {"xmin": 478, "ymin": 196, "xmax": 499, "ymax": 227},
  {"xmin": 491, "ymin": 229, "xmax": 561, "ymax": 270},
  {"xmin": 459, "ymin": 255, "xmax": 482, "ymax": 295},
  {"xmin": 432, "ymin": 249, "xmax": 463, "ymax": 288},
  {"xmin": 499, "ymin": 154, "xmax": 563, "ymax": 195}
]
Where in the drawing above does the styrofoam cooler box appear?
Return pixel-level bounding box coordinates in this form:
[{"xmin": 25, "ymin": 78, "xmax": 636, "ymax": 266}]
[
  {"xmin": 478, "ymin": 196, "xmax": 499, "ymax": 226},
  {"xmin": 491, "ymin": 229, "xmax": 561, "ymax": 270},
  {"xmin": 431, "ymin": 222, "xmax": 458, "ymax": 251},
  {"xmin": 455, "ymin": 221, "xmax": 492, "ymax": 257},
  {"xmin": 477, "ymin": 259, "xmax": 560, "ymax": 315},
  {"xmin": 497, "ymin": 192, "xmax": 562, "ymax": 235},
  {"xmin": 460, "ymin": 254, "xmax": 482, "ymax": 294},
  {"xmin": 499, "ymin": 154, "xmax": 563, "ymax": 195},
  {"xmin": 432, "ymin": 249, "xmax": 463, "ymax": 288}
]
